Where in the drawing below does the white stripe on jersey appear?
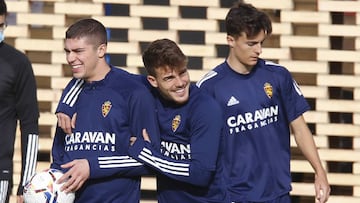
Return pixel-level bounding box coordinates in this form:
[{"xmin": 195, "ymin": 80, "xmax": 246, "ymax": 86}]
[
  {"xmin": 292, "ymin": 79, "xmax": 303, "ymax": 96},
  {"xmin": 98, "ymin": 156, "xmax": 143, "ymax": 168},
  {"xmin": 264, "ymin": 60, "xmax": 279, "ymax": 66},
  {"xmin": 62, "ymin": 79, "xmax": 84, "ymax": 107},
  {"xmin": 138, "ymin": 148, "xmax": 190, "ymax": 176},
  {"xmin": 0, "ymin": 180, "xmax": 9, "ymax": 203},
  {"xmin": 196, "ymin": 70, "xmax": 217, "ymax": 87},
  {"xmin": 22, "ymin": 134, "xmax": 39, "ymax": 186}
]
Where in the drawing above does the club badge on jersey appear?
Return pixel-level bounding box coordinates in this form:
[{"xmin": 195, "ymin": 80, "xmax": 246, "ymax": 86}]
[
  {"xmin": 102, "ymin": 101, "xmax": 112, "ymax": 117},
  {"xmin": 172, "ymin": 115, "xmax": 181, "ymax": 132},
  {"xmin": 263, "ymin": 82, "xmax": 273, "ymax": 99}
]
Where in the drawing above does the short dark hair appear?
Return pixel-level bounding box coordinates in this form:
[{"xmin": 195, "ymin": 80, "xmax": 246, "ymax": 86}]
[
  {"xmin": 142, "ymin": 39, "xmax": 187, "ymax": 77},
  {"xmin": 66, "ymin": 18, "xmax": 107, "ymax": 48},
  {"xmin": 225, "ymin": 1, "xmax": 272, "ymax": 38},
  {"xmin": 0, "ymin": 0, "xmax": 7, "ymax": 15}
]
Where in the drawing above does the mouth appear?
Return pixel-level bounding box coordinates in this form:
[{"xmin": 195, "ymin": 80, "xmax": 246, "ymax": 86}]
[
  {"xmin": 175, "ymin": 88, "xmax": 185, "ymax": 93},
  {"xmin": 250, "ymin": 57, "xmax": 259, "ymax": 62},
  {"xmin": 172, "ymin": 87, "xmax": 189, "ymax": 104},
  {"xmin": 173, "ymin": 87, "xmax": 188, "ymax": 98},
  {"xmin": 71, "ymin": 65, "xmax": 83, "ymax": 73},
  {"xmin": 72, "ymin": 65, "xmax": 82, "ymax": 69}
]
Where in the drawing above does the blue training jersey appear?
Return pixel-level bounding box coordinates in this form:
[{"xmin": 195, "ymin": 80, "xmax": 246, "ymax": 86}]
[
  {"xmin": 51, "ymin": 66, "xmax": 160, "ymax": 203},
  {"xmin": 196, "ymin": 59, "xmax": 310, "ymax": 202},
  {"xmin": 129, "ymin": 84, "xmax": 230, "ymax": 203}
]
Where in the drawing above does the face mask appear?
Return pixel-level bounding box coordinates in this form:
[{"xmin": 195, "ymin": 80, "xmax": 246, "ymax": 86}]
[{"xmin": 0, "ymin": 31, "xmax": 4, "ymax": 43}]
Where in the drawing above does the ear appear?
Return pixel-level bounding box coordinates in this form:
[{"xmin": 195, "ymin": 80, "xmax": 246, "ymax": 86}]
[
  {"xmin": 147, "ymin": 75, "xmax": 158, "ymax": 88},
  {"xmin": 227, "ymin": 35, "xmax": 235, "ymax": 48},
  {"xmin": 97, "ymin": 44, "xmax": 107, "ymax": 58}
]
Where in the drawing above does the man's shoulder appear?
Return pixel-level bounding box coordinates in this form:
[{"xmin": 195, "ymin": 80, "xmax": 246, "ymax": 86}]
[
  {"xmin": 109, "ymin": 69, "xmax": 151, "ymax": 97},
  {"xmin": 189, "ymin": 85, "xmax": 221, "ymax": 111},
  {"xmin": 196, "ymin": 62, "xmax": 227, "ymax": 88},
  {"xmin": 261, "ymin": 60, "xmax": 289, "ymax": 73},
  {"xmin": 111, "ymin": 67, "xmax": 144, "ymax": 81},
  {"xmin": 0, "ymin": 42, "xmax": 30, "ymax": 62}
]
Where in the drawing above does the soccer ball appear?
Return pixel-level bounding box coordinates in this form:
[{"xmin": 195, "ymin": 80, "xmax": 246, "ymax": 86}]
[{"xmin": 23, "ymin": 168, "xmax": 75, "ymax": 203}]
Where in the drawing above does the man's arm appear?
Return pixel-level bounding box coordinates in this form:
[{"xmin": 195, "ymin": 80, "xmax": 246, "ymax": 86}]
[
  {"xmin": 291, "ymin": 115, "xmax": 330, "ymax": 203},
  {"xmin": 55, "ymin": 84, "xmax": 158, "ymax": 192},
  {"xmin": 129, "ymin": 97, "xmax": 223, "ymax": 187},
  {"xmin": 15, "ymin": 59, "xmax": 39, "ymax": 196},
  {"xmin": 50, "ymin": 127, "xmax": 66, "ymax": 170},
  {"xmin": 56, "ymin": 78, "xmax": 84, "ymax": 134},
  {"xmin": 56, "ymin": 113, "xmax": 76, "ymax": 135}
]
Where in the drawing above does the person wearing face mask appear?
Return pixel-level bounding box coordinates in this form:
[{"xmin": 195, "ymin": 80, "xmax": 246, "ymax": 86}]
[
  {"xmin": 0, "ymin": 22, "xmax": 4, "ymax": 42},
  {"xmin": 0, "ymin": 0, "xmax": 40, "ymax": 203}
]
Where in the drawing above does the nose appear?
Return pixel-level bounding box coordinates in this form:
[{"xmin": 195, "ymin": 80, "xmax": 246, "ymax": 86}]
[
  {"xmin": 254, "ymin": 43, "xmax": 262, "ymax": 54},
  {"xmin": 66, "ymin": 51, "xmax": 76, "ymax": 64},
  {"xmin": 174, "ymin": 76, "xmax": 186, "ymax": 87}
]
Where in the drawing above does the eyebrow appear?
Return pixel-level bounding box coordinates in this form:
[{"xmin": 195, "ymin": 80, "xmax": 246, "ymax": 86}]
[{"xmin": 64, "ymin": 47, "xmax": 85, "ymax": 52}]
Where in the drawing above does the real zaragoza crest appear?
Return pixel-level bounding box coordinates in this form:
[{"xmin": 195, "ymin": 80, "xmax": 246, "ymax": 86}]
[
  {"xmin": 263, "ymin": 82, "xmax": 273, "ymax": 99},
  {"xmin": 102, "ymin": 101, "xmax": 112, "ymax": 117},
  {"xmin": 172, "ymin": 115, "xmax": 181, "ymax": 132}
]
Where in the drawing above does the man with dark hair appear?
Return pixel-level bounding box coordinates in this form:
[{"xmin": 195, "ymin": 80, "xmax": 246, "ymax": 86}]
[
  {"xmin": 197, "ymin": 1, "xmax": 330, "ymax": 203},
  {"xmin": 0, "ymin": 0, "xmax": 39, "ymax": 202},
  {"xmin": 51, "ymin": 18, "xmax": 160, "ymax": 203},
  {"xmin": 129, "ymin": 38, "xmax": 230, "ymax": 203},
  {"xmin": 56, "ymin": 38, "xmax": 230, "ymax": 203}
]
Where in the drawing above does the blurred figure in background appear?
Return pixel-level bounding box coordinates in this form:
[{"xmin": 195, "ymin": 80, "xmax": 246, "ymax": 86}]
[{"xmin": 0, "ymin": 0, "xmax": 39, "ymax": 202}]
